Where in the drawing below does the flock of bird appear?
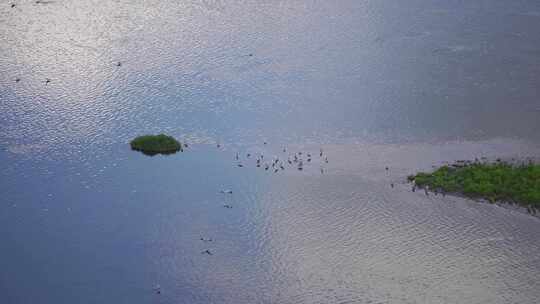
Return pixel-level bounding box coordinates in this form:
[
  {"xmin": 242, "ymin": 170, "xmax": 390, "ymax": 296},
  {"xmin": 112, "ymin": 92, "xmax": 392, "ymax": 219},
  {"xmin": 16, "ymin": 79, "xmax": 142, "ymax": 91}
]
[{"xmin": 223, "ymin": 142, "xmax": 329, "ymax": 175}]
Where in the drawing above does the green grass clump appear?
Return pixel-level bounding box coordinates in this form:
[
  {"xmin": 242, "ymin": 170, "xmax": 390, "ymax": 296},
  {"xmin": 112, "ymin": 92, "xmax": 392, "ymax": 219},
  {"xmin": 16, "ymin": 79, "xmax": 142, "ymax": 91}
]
[
  {"xmin": 409, "ymin": 162, "xmax": 540, "ymax": 208},
  {"xmin": 130, "ymin": 134, "xmax": 182, "ymax": 156}
]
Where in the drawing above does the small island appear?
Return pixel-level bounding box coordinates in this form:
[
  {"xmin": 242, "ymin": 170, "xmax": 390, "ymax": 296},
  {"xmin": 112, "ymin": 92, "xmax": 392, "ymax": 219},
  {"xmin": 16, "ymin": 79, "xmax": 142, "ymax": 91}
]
[
  {"xmin": 130, "ymin": 134, "xmax": 182, "ymax": 156},
  {"xmin": 408, "ymin": 160, "xmax": 540, "ymax": 212}
]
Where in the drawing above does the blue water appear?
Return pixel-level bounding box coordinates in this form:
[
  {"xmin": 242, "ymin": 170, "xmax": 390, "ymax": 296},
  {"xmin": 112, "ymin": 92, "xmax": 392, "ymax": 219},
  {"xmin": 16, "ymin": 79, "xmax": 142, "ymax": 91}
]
[{"xmin": 1, "ymin": 1, "xmax": 540, "ymax": 303}]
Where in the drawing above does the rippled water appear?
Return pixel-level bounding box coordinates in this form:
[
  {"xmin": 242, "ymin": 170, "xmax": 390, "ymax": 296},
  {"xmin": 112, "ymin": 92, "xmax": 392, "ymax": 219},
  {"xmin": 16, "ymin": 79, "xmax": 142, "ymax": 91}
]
[{"xmin": 1, "ymin": 1, "xmax": 540, "ymax": 303}]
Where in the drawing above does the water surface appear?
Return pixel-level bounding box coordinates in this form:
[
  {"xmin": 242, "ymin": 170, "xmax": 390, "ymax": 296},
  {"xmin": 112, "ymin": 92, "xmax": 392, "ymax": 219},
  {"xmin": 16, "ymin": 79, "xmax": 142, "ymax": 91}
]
[{"xmin": 1, "ymin": 1, "xmax": 540, "ymax": 303}]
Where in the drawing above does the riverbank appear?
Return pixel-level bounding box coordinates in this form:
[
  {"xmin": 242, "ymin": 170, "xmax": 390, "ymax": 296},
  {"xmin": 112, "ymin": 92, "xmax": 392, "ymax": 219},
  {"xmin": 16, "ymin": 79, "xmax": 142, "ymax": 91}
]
[{"xmin": 408, "ymin": 160, "xmax": 540, "ymax": 212}]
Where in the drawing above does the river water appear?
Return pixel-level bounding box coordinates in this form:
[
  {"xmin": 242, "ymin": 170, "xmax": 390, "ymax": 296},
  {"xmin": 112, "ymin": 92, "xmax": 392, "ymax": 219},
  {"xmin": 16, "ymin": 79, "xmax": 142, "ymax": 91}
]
[{"xmin": 1, "ymin": 1, "xmax": 540, "ymax": 303}]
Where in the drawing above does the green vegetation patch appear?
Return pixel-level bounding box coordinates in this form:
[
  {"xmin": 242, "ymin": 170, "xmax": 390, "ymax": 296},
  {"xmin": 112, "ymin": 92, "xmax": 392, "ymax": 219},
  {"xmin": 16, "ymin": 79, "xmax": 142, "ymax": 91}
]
[
  {"xmin": 130, "ymin": 134, "xmax": 182, "ymax": 156},
  {"xmin": 408, "ymin": 161, "xmax": 540, "ymax": 208}
]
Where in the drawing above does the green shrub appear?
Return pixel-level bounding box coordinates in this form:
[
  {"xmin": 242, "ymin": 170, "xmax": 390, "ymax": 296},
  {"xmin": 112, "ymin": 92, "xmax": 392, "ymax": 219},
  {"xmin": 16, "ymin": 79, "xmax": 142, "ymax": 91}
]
[
  {"xmin": 410, "ymin": 162, "xmax": 540, "ymax": 208},
  {"xmin": 130, "ymin": 134, "xmax": 182, "ymax": 156}
]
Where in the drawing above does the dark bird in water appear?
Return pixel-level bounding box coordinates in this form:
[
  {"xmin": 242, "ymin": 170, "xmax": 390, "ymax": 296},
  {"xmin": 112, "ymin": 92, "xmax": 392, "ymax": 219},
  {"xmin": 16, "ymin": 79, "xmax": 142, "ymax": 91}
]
[
  {"xmin": 200, "ymin": 237, "xmax": 213, "ymax": 242},
  {"xmin": 248, "ymin": 54, "xmax": 253, "ymax": 57},
  {"xmin": 45, "ymin": 78, "xmax": 51, "ymax": 84},
  {"xmin": 265, "ymin": 164, "xmax": 269, "ymax": 170},
  {"xmin": 297, "ymin": 166, "xmax": 303, "ymax": 171},
  {"xmin": 202, "ymin": 249, "xmax": 213, "ymax": 255},
  {"xmin": 280, "ymin": 165, "xmax": 285, "ymax": 170},
  {"xmin": 288, "ymin": 159, "xmax": 292, "ymax": 164},
  {"xmin": 237, "ymin": 163, "xmax": 243, "ymax": 167},
  {"xmin": 220, "ymin": 189, "xmax": 233, "ymax": 194},
  {"xmin": 217, "ymin": 143, "xmax": 221, "ymax": 148},
  {"xmin": 298, "ymin": 152, "xmax": 302, "ymax": 155},
  {"xmin": 274, "ymin": 168, "xmax": 279, "ymax": 173},
  {"xmin": 385, "ymin": 167, "xmax": 389, "ymax": 171},
  {"xmin": 391, "ymin": 183, "xmax": 394, "ymax": 188},
  {"xmin": 307, "ymin": 158, "xmax": 311, "ymax": 162},
  {"xmin": 325, "ymin": 157, "xmax": 328, "ymax": 163},
  {"xmin": 116, "ymin": 62, "xmax": 122, "ymax": 66},
  {"xmin": 283, "ymin": 148, "xmax": 286, "ymax": 152},
  {"xmin": 263, "ymin": 142, "xmax": 267, "ymax": 145},
  {"xmin": 11, "ymin": 3, "xmax": 16, "ymax": 8},
  {"xmin": 15, "ymin": 78, "xmax": 20, "ymax": 82},
  {"xmin": 320, "ymin": 149, "xmax": 323, "ymax": 157},
  {"xmin": 223, "ymin": 204, "xmax": 233, "ymax": 209},
  {"xmin": 307, "ymin": 153, "xmax": 311, "ymax": 158},
  {"xmin": 247, "ymin": 153, "xmax": 251, "ymax": 158}
]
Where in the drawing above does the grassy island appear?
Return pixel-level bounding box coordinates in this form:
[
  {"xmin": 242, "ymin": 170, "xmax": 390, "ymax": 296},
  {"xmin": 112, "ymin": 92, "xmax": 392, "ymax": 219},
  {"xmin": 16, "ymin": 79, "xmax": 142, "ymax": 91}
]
[
  {"xmin": 130, "ymin": 134, "xmax": 182, "ymax": 156},
  {"xmin": 408, "ymin": 161, "xmax": 540, "ymax": 209}
]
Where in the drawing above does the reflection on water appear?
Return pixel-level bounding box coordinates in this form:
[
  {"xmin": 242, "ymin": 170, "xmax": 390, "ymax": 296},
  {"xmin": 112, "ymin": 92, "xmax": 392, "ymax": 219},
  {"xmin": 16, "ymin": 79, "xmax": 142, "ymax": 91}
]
[
  {"xmin": 2, "ymin": 1, "xmax": 540, "ymax": 303},
  {"xmin": 2, "ymin": 140, "xmax": 540, "ymax": 303},
  {"xmin": 2, "ymin": 0, "xmax": 540, "ymax": 160}
]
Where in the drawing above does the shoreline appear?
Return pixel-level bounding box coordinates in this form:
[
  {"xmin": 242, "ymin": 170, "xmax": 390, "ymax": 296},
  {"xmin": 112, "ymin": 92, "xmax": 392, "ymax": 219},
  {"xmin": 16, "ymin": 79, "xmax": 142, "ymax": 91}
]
[{"xmin": 408, "ymin": 159, "xmax": 540, "ymax": 216}]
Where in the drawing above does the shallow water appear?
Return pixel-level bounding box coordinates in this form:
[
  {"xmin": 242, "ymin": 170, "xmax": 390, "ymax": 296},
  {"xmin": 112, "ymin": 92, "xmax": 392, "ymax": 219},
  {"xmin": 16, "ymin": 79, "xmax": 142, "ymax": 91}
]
[{"xmin": 1, "ymin": 1, "xmax": 540, "ymax": 303}]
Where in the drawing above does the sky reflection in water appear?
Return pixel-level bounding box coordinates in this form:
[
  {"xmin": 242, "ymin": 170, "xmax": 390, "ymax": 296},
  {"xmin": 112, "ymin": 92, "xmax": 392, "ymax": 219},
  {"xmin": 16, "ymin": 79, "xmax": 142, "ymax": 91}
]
[{"xmin": 1, "ymin": 1, "xmax": 540, "ymax": 303}]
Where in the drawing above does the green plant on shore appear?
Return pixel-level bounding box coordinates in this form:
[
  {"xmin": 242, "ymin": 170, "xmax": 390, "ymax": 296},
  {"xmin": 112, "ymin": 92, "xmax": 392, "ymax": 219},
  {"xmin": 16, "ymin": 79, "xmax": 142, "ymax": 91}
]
[
  {"xmin": 409, "ymin": 161, "xmax": 540, "ymax": 208},
  {"xmin": 130, "ymin": 134, "xmax": 182, "ymax": 156}
]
